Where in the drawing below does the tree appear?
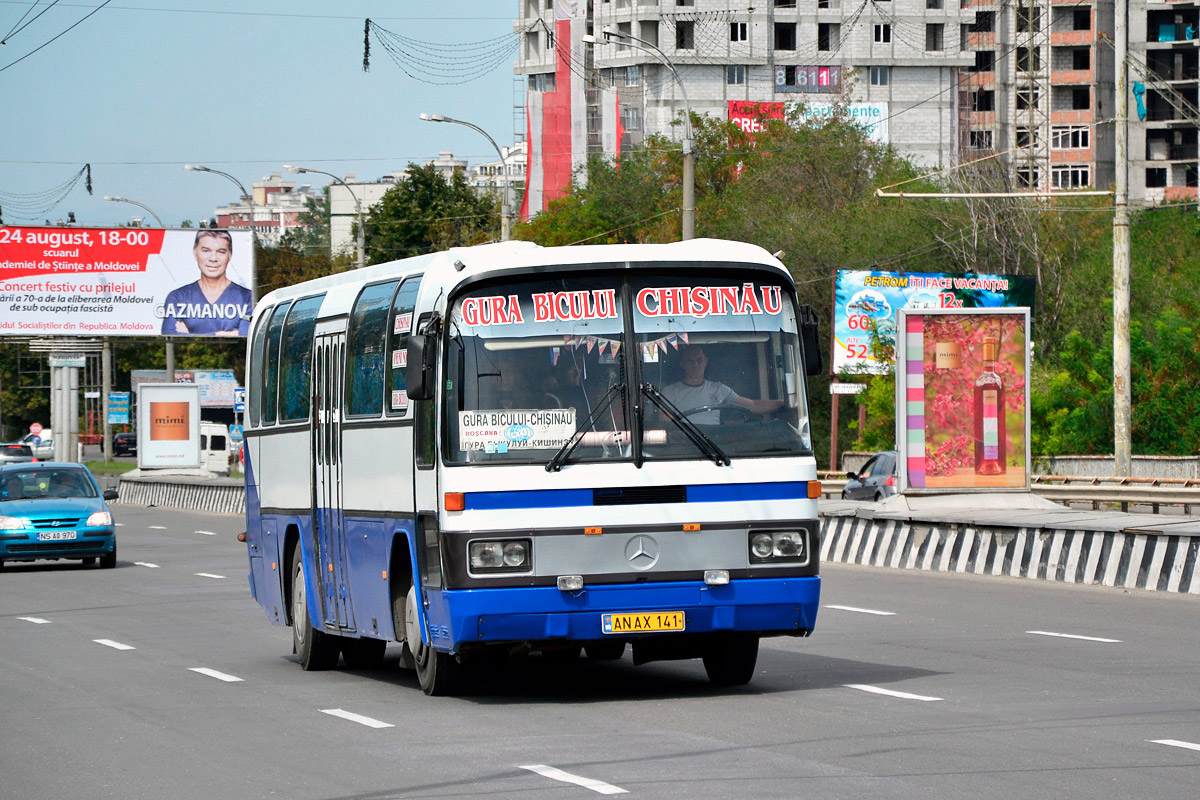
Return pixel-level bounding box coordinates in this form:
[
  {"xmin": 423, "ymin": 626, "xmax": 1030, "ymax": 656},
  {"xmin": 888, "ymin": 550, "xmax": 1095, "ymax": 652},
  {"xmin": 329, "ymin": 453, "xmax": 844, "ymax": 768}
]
[{"xmin": 363, "ymin": 165, "xmax": 498, "ymax": 262}]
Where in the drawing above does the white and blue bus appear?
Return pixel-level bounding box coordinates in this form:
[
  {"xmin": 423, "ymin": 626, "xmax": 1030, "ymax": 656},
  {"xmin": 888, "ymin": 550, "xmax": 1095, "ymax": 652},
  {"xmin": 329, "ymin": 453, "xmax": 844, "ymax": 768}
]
[{"xmin": 243, "ymin": 239, "xmax": 824, "ymax": 695}]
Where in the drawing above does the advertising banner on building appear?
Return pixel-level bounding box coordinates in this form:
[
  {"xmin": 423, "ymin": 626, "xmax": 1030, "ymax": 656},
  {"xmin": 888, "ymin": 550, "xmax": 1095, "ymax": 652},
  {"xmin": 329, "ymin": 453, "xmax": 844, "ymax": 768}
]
[
  {"xmin": 138, "ymin": 384, "xmax": 201, "ymax": 469},
  {"xmin": 728, "ymin": 100, "xmax": 785, "ymax": 135},
  {"xmin": 833, "ymin": 269, "xmax": 1036, "ymax": 375},
  {"xmin": 0, "ymin": 227, "xmax": 255, "ymax": 338},
  {"xmin": 895, "ymin": 308, "xmax": 1031, "ymax": 493},
  {"xmin": 788, "ymin": 102, "xmax": 890, "ymax": 144}
]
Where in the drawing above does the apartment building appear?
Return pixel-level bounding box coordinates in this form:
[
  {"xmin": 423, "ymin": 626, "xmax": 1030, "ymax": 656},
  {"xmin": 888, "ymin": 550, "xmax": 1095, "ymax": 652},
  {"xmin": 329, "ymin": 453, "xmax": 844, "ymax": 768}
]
[{"xmin": 214, "ymin": 173, "xmax": 321, "ymax": 247}]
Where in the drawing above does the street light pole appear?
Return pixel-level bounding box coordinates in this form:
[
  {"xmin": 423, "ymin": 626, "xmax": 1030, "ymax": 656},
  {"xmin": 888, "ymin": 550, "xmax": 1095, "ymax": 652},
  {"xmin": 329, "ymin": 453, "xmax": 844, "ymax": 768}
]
[
  {"xmin": 586, "ymin": 28, "xmax": 695, "ymax": 240},
  {"xmin": 1113, "ymin": 0, "xmax": 1132, "ymax": 476},
  {"xmin": 419, "ymin": 113, "xmax": 511, "ymax": 241},
  {"xmin": 284, "ymin": 165, "xmax": 366, "ymax": 268},
  {"xmin": 103, "ymin": 195, "xmax": 166, "ymax": 227}
]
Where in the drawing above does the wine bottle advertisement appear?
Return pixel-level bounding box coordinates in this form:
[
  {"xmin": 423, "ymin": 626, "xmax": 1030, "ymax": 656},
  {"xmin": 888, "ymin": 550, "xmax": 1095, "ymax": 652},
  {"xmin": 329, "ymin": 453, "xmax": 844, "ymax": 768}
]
[{"xmin": 896, "ymin": 308, "xmax": 1031, "ymax": 493}]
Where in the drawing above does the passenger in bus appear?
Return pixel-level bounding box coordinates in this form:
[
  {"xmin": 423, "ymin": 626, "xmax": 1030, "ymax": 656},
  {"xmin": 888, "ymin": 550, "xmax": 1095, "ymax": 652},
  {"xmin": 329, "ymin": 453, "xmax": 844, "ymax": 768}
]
[{"xmin": 661, "ymin": 345, "xmax": 784, "ymax": 425}]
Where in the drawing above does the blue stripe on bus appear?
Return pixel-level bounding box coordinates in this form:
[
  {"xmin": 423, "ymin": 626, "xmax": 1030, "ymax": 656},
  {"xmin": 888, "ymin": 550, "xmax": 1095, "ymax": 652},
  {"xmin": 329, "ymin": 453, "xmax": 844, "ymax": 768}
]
[{"xmin": 462, "ymin": 481, "xmax": 807, "ymax": 510}]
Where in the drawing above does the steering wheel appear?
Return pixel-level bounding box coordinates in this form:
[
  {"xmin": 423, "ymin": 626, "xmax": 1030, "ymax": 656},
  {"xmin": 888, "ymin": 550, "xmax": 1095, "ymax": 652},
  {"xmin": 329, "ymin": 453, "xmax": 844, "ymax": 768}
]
[{"xmin": 683, "ymin": 403, "xmax": 757, "ymax": 424}]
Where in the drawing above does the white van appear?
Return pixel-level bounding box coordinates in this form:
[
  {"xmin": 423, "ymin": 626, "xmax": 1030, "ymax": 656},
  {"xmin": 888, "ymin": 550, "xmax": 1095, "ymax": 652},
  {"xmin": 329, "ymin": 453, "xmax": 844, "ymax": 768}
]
[{"xmin": 199, "ymin": 422, "xmax": 232, "ymax": 475}]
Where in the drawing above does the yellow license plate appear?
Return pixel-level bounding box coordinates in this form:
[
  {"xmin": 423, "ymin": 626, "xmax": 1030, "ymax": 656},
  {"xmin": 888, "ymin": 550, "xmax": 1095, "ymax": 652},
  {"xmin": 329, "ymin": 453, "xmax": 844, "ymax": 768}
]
[{"xmin": 601, "ymin": 610, "xmax": 685, "ymax": 634}]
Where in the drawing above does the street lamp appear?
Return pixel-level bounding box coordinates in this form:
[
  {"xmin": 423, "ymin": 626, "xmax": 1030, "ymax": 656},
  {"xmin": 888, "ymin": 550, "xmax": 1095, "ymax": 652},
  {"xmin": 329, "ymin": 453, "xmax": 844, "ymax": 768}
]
[
  {"xmin": 584, "ymin": 28, "xmax": 695, "ymax": 240},
  {"xmin": 419, "ymin": 112, "xmax": 511, "ymax": 241},
  {"xmin": 103, "ymin": 195, "xmax": 165, "ymax": 227},
  {"xmin": 284, "ymin": 164, "xmax": 366, "ymax": 268},
  {"xmin": 184, "ymin": 164, "xmax": 257, "ymax": 252}
]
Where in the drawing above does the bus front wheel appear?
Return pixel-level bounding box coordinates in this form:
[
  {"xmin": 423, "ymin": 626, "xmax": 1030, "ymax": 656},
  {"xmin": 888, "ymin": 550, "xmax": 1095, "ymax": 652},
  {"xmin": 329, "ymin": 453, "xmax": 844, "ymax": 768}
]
[
  {"xmin": 291, "ymin": 547, "xmax": 339, "ymax": 671},
  {"xmin": 702, "ymin": 634, "xmax": 760, "ymax": 686},
  {"xmin": 405, "ymin": 584, "xmax": 464, "ymax": 696}
]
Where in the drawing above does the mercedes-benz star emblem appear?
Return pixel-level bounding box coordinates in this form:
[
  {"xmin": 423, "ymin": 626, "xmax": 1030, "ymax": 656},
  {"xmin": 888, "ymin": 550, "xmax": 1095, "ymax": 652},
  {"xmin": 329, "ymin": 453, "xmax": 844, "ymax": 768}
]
[{"xmin": 625, "ymin": 535, "xmax": 660, "ymax": 570}]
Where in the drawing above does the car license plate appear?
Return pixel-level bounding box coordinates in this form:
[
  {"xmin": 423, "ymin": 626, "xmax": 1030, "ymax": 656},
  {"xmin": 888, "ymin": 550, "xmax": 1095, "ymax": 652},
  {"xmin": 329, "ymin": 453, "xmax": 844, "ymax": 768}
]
[
  {"xmin": 601, "ymin": 610, "xmax": 685, "ymax": 634},
  {"xmin": 37, "ymin": 531, "xmax": 76, "ymax": 541}
]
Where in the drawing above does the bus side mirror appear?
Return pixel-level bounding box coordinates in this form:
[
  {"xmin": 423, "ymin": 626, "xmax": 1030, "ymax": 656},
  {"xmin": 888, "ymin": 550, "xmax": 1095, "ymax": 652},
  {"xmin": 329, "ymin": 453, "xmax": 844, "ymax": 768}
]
[
  {"xmin": 407, "ymin": 334, "xmax": 437, "ymax": 401},
  {"xmin": 799, "ymin": 305, "xmax": 824, "ymax": 377}
]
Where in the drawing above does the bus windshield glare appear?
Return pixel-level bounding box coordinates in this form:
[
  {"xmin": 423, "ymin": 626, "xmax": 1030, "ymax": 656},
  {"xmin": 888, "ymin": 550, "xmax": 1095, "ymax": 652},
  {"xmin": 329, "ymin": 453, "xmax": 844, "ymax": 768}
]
[{"xmin": 444, "ymin": 270, "xmax": 811, "ymax": 465}]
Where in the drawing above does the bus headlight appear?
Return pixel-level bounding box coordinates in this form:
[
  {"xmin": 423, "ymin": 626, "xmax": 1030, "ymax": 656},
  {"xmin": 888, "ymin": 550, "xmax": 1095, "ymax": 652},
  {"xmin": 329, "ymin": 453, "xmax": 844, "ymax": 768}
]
[
  {"xmin": 748, "ymin": 530, "xmax": 808, "ymax": 564},
  {"xmin": 469, "ymin": 538, "xmax": 532, "ymax": 574}
]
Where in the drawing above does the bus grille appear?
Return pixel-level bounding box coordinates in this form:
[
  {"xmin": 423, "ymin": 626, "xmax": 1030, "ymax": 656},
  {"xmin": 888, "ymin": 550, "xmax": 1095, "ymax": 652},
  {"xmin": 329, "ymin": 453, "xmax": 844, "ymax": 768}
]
[{"xmin": 593, "ymin": 486, "xmax": 686, "ymax": 505}]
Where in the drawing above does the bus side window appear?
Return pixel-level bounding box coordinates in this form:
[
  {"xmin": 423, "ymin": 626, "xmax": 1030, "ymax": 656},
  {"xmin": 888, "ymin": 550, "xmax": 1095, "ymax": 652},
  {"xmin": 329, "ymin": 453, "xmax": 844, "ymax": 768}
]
[
  {"xmin": 248, "ymin": 306, "xmax": 272, "ymax": 428},
  {"xmin": 387, "ymin": 277, "xmax": 421, "ymax": 416},
  {"xmin": 262, "ymin": 302, "xmax": 291, "ymax": 426},
  {"xmin": 279, "ymin": 295, "xmax": 324, "ymax": 423},
  {"xmin": 347, "ymin": 280, "xmax": 398, "ymax": 417}
]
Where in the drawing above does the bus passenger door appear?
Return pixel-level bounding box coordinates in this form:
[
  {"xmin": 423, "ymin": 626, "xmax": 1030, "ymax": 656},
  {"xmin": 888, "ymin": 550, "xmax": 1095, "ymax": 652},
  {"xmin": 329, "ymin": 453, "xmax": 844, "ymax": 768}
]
[{"xmin": 312, "ymin": 328, "xmax": 355, "ymax": 633}]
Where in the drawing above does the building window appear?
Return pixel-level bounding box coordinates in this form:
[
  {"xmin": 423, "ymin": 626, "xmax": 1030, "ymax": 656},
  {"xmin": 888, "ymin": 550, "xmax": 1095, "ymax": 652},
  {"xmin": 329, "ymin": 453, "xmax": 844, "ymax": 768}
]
[
  {"xmin": 677, "ymin": 0, "xmax": 694, "ymax": 5},
  {"xmin": 775, "ymin": 22, "xmax": 797, "ymax": 50},
  {"xmin": 972, "ymin": 50, "xmax": 995, "ymax": 72},
  {"xmin": 676, "ymin": 20, "xmax": 695, "ymax": 50},
  {"xmin": 775, "ymin": 0, "xmax": 797, "ymax": 6},
  {"xmin": 971, "ymin": 90, "xmax": 995, "ymax": 111},
  {"xmin": 1052, "ymin": 166, "xmax": 1091, "ymax": 188},
  {"xmin": 927, "ymin": 0, "xmax": 943, "ymax": 8},
  {"xmin": 621, "ymin": 106, "xmax": 642, "ymax": 131},
  {"xmin": 971, "ymin": 11, "xmax": 995, "ymax": 32},
  {"xmin": 525, "ymin": 31, "xmax": 540, "ymax": 59},
  {"xmin": 587, "ymin": 105, "xmax": 601, "ymax": 133},
  {"xmin": 727, "ymin": 65, "xmax": 747, "ymax": 85},
  {"xmin": 1072, "ymin": 88, "xmax": 1090, "ymax": 110},
  {"xmin": 529, "ymin": 72, "xmax": 556, "ymax": 92},
  {"xmin": 625, "ymin": 65, "xmax": 641, "ymax": 87},
  {"xmin": 731, "ymin": 22, "xmax": 748, "ymax": 42},
  {"xmin": 1017, "ymin": 88, "xmax": 1040, "ymax": 110},
  {"xmin": 1052, "ymin": 125, "xmax": 1090, "ymax": 149},
  {"xmin": 1016, "ymin": 5, "xmax": 1041, "ymax": 32},
  {"xmin": 1073, "ymin": 9, "xmax": 1091, "ymax": 31},
  {"xmin": 875, "ymin": 24, "xmax": 891, "ymax": 43},
  {"xmin": 1146, "ymin": 167, "xmax": 1168, "ymax": 187},
  {"xmin": 1017, "ymin": 46, "xmax": 1041, "ymax": 72},
  {"xmin": 1073, "ymin": 48, "xmax": 1090, "ymax": 70},
  {"xmin": 819, "ymin": 23, "xmax": 839, "ymax": 51},
  {"xmin": 926, "ymin": 24, "xmax": 944, "ymax": 51},
  {"xmin": 969, "ymin": 130, "xmax": 994, "ymax": 149},
  {"xmin": 1016, "ymin": 168, "xmax": 1039, "ymax": 187},
  {"xmin": 1016, "ymin": 127, "xmax": 1038, "ymax": 148},
  {"xmin": 640, "ymin": 20, "xmax": 659, "ymax": 47},
  {"xmin": 870, "ymin": 66, "xmax": 890, "ymax": 86}
]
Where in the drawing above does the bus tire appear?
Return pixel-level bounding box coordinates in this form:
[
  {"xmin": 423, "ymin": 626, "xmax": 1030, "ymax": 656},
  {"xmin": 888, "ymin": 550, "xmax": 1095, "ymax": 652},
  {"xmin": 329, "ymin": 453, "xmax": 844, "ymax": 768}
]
[
  {"xmin": 291, "ymin": 547, "xmax": 339, "ymax": 671},
  {"xmin": 342, "ymin": 638, "xmax": 387, "ymax": 670},
  {"xmin": 406, "ymin": 584, "xmax": 463, "ymax": 696},
  {"xmin": 702, "ymin": 634, "xmax": 759, "ymax": 686}
]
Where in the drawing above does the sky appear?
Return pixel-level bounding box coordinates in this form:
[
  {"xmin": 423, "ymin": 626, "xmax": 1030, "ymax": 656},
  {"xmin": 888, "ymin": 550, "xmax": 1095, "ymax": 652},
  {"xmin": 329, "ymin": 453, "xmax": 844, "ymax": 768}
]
[{"xmin": 0, "ymin": 1, "xmax": 518, "ymax": 228}]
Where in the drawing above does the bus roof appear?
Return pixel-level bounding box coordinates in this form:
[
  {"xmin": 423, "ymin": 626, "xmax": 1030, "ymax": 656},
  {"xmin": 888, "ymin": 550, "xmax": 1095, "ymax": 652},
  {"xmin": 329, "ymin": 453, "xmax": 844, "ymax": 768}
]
[{"xmin": 255, "ymin": 238, "xmax": 790, "ymax": 313}]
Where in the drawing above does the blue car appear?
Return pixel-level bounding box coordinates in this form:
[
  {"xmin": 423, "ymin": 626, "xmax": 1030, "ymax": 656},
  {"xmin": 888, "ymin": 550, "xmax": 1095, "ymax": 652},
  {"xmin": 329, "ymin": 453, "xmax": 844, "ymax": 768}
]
[{"xmin": 0, "ymin": 463, "xmax": 119, "ymax": 570}]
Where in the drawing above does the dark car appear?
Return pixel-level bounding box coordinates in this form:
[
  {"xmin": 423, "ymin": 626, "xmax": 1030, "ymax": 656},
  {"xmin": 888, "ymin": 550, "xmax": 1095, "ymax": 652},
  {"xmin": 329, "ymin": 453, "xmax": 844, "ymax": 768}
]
[
  {"xmin": 111, "ymin": 432, "xmax": 137, "ymax": 456},
  {"xmin": 0, "ymin": 444, "xmax": 34, "ymax": 464},
  {"xmin": 0, "ymin": 463, "xmax": 119, "ymax": 569},
  {"xmin": 841, "ymin": 450, "xmax": 897, "ymax": 501}
]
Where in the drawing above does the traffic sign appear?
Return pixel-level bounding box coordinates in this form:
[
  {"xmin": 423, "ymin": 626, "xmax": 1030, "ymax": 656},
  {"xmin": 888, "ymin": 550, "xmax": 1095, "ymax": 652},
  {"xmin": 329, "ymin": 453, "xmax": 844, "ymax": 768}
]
[
  {"xmin": 830, "ymin": 382, "xmax": 867, "ymax": 395},
  {"xmin": 29, "ymin": 422, "xmax": 43, "ymax": 435}
]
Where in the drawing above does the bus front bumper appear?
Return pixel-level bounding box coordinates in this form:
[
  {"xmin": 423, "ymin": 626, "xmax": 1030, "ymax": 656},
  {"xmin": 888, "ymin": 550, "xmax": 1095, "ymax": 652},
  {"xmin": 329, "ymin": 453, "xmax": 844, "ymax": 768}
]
[{"xmin": 426, "ymin": 576, "xmax": 820, "ymax": 651}]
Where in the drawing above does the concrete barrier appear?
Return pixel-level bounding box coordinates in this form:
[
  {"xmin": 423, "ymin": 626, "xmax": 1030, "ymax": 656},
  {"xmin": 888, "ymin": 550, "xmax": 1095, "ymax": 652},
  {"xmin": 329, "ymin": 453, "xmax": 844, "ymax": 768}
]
[{"xmin": 117, "ymin": 473, "xmax": 245, "ymax": 515}]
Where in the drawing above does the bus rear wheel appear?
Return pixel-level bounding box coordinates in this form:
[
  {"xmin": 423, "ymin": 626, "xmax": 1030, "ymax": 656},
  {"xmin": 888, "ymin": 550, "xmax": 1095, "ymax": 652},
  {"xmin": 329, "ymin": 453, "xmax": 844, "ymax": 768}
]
[
  {"xmin": 405, "ymin": 584, "xmax": 464, "ymax": 696},
  {"xmin": 292, "ymin": 547, "xmax": 339, "ymax": 671},
  {"xmin": 702, "ymin": 634, "xmax": 759, "ymax": 686}
]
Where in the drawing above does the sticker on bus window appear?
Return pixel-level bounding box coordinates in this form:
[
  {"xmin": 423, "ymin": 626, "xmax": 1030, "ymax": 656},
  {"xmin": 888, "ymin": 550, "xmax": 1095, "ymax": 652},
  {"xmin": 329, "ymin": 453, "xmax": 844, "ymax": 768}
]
[
  {"xmin": 392, "ymin": 349, "xmax": 407, "ymax": 369},
  {"xmin": 391, "ymin": 390, "xmax": 408, "ymax": 410},
  {"xmin": 458, "ymin": 409, "xmax": 576, "ymax": 451},
  {"xmin": 393, "ymin": 313, "xmax": 412, "ymax": 334}
]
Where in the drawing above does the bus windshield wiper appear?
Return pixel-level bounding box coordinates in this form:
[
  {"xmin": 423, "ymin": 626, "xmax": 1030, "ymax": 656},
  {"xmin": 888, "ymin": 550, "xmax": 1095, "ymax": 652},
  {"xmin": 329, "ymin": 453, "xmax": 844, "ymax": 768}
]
[
  {"xmin": 546, "ymin": 381, "xmax": 626, "ymax": 472},
  {"xmin": 641, "ymin": 384, "xmax": 730, "ymax": 467}
]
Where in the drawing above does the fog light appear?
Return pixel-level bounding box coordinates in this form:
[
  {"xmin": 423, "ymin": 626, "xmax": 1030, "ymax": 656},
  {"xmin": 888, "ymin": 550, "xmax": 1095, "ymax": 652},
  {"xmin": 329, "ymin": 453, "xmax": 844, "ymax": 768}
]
[
  {"xmin": 704, "ymin": 569, "xmax": 729, "ymax": 586},
  {"xmin": 557, "ymin": 575, "xmax": 584, "ymax": 591}
]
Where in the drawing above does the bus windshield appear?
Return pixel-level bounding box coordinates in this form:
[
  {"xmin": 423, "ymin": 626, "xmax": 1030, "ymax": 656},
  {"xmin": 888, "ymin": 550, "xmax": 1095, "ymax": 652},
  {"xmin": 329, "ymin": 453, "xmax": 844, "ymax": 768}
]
[{"xmin": 444, "ymin": 270, "xmax": 811, "ymax": 466}]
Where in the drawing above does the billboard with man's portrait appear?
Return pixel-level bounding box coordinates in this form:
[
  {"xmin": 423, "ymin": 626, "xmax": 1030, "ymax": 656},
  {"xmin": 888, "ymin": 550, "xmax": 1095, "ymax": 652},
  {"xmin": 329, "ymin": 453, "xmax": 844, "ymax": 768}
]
[{"xmin": 0, "ymin": 226, "xmax": 255, "ymax": 338}]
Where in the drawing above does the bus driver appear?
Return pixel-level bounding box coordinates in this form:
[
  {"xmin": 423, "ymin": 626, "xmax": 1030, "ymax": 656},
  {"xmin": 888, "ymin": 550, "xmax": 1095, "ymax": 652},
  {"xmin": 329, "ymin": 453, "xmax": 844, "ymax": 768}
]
[{"xmin": 661, "ymin": 345, "xmax": 784, "ymax": 425}]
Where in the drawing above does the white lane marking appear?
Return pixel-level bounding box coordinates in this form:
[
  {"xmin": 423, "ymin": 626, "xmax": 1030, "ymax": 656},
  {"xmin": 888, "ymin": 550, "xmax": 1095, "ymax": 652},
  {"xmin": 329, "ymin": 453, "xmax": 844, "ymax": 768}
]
[
  {"xmin": 826, "ymin": 604, "xmax": 897, "ymax": 616},
  {"xmin": 194, "ymin": 530, "xmax": 217, "ymax": 536},
  {"xmin": 189, "ymin": 667, "xmax": 244, "ymax": 682},
  {"xmin": 18, "ymin": 617, "xmax": 52, "ymax": 624},
  {"xmin": 1150, "ymin": 739, "xmax": 1200, "ymax": 753},
  {"xmin": 148, "ymin": 526, "xmax": 167, "ymax": 530},
  {"xmin": 519, "ymin": 765, "xmax": 628, "ymax": 795},
  {"xmin": 94, "ymin": 639, "xmax": 135, "ymax": 651},
  {"xmin": 319, "ymin": 709, "xmax": 394, "ymax": 729},
  {"xmin": 845, "ymin": 684, "xmax": 942, "ymax": 702},
  {"xmin": 195, "ymin": 573, "xmax": 226, "ymax": 579},
  {"xmin": 114, "ymin": 522, "xmax": 125, "ymax": 527},
  {"xmin": 134, "ymin": 562, "xmax": 160, "ymax": 568},
  {"xmin": 1026, "ymin": 630, "xmax": 1121, "ymax": 643}
]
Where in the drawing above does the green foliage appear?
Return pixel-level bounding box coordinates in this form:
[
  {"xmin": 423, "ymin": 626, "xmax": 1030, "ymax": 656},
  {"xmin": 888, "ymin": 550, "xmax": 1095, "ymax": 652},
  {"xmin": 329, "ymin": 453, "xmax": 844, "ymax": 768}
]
[{"xmin": 364, "ymin": 164, "xmax": 498, "ymax": 262}]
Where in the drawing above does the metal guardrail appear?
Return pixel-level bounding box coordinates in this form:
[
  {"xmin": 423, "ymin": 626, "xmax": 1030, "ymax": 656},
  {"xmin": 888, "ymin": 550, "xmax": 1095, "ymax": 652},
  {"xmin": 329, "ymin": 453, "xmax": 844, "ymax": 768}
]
[{"xmin": 817, "ymin": 473, "xmax": 1200, "ymax": 514}]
